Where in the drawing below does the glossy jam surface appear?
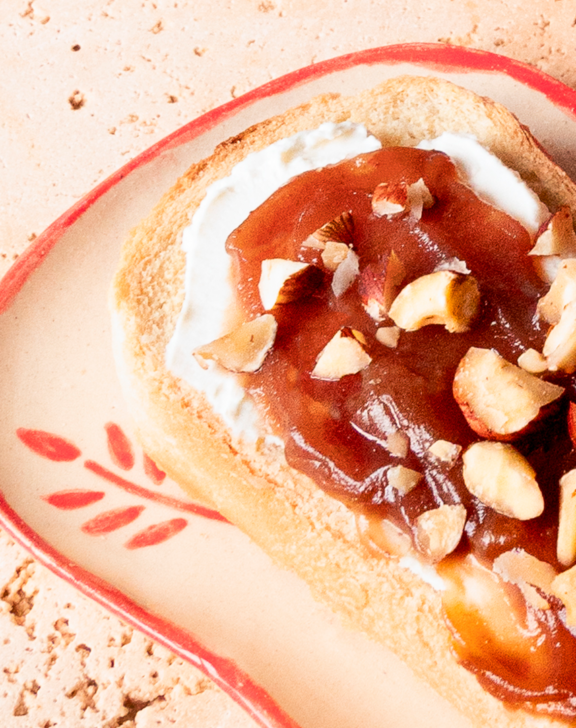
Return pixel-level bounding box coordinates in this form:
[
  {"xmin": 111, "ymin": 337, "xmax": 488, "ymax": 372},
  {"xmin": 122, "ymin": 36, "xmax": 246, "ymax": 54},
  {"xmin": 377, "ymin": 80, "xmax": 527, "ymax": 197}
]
[{"xmin": 226, "ymin": 147, "xmax": 576, "ymax": 715}]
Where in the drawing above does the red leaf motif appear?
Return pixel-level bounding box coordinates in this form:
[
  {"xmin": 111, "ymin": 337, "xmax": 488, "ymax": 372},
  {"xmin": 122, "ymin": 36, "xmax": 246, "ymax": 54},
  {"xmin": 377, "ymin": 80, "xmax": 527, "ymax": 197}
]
[
  {"xmin": 124, "ymin": 518, "xmax": 187, "ymax": 550},
  {"xmin": 43, "ymin": 490, "xmax": 105, "ymax": 510},
  {"xmin": 143, "ymin": 453, "xmax": 166, "ymax": 485},
  {"xmin": 81, "ymin": 506, "xmax": 145, "ymax": 535},
  {"xmin": 17, "ymin": 428, "xmax": 81, "ymax": 462},
  {"xmin": 105, "ymin": 422, "xmax": 134, "ymax": 470}
]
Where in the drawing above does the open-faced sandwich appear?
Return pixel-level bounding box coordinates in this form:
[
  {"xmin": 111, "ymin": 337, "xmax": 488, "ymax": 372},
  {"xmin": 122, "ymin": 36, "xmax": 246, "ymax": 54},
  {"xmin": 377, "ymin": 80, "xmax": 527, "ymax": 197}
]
[{"xmin": 111, "ymin": 75, "xmax": 576, "ymax": 726}]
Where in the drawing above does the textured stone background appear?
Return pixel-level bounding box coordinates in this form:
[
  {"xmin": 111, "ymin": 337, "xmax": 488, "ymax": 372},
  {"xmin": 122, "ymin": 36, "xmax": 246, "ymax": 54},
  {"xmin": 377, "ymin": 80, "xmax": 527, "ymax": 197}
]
[{"xmin": 1, "ymin": 1, "xmax": 576, "ymax": 725}]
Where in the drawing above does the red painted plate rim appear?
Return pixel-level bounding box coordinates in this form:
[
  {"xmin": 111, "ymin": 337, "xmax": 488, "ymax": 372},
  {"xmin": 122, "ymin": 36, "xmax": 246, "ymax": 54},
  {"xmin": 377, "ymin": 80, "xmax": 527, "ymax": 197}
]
[{"xmin": 1, "ymin": 43, "xmax": 576, "ymax": 728}]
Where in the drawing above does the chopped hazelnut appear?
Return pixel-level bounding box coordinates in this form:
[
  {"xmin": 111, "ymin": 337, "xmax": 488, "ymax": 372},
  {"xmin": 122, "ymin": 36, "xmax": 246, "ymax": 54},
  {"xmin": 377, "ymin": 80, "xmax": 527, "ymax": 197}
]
[
  {"xmin": 462, "ymin": 441, "xmax": 544, "ymax": 520},
  {"xmin": 331, "ymin": 248, "xmax": 359, "ymax": 297},
  {"xmin": 434, "ymin": 258, "xmax": 471, "ymax": 275},
  {"xmin": 517, "ymin": 348, "xmax": 548, "ymax": 374},
  {"xmin": 387, "ymin": 464, "xmax": 422, "ymax": 495},
  {"xmin": 533, "ymin": 255, "xmax": 565, "ymax": 285},
  {"xmin": 415, "ymin": 504, "xmax": 466, "ymax": 563},
  {"xmin": 389, "ymin": 270, "xmax": 480, "ymax": 333},
  {"xmin": 311, "ymin": 327, "xmax": 371, "ymax": 380},
  {"xmin": 493, "ymin": 549, "xmax": 556, "ymax": 610},
  {"xmin": 321, "ymin": 241, "xmax": 350, "ymax": 271},
  {"xmin": 258, "ymin": 259, "xmax": 322, "ymax": 310},
  {"xmin": 193, "ymin": 314, "xmax": 277, "ymax": 373},
  {"xmin": 359, "ymin": 252, "xmax": 406, "ymax": 321},
  {"xmin": 551, "ymin": 565, "xmax": 576, "ymax": 627},
  {"xmin": 453, "ymin": 347, "xmax": 564, "ymax": 440},
  {"xmin": 375, "ymin": 326, "xmax": 401, "ymax": 348},
  {"xmin": 385, "ymin": 430, "xmax": 410, "ymax": 458},
  {"xmin": 557, "ymin": 469, "xmax": 576, "ymax": 567},
  {"xmin": 529, "ymin": 206, "xmax": 576, "ymax": 257},
  {"xmin": 543, "ymin": 300, "xmax": 576, "ymax": 373},
  {"xmin": 406, "ymin": 178, "xmax": 435, "ymax": 221},
  {"xmin": 427, "ymin": 440, "xmax": 462, "ymax": 464},
  {"xmin": 303, "ymin": 211, "xmax": 354, "ymax": 249},
  {"xmin": 371, "ymin": 178, "xmax": 434, "ymax": 221},
  {"xmin": 371, "ymin": 181, "xmax": 408, "ymax": 217},
  {"xmin": 537, "ymin": 259, "xmax": 576, "ymax": 325}
]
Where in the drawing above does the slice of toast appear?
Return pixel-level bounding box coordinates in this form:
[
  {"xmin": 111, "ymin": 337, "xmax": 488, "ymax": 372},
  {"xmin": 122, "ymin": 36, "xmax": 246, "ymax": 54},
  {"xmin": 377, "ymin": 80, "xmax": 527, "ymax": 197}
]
[{"xmin": 111, "ymin": 75, "xmax": 576, "ymax": 727}]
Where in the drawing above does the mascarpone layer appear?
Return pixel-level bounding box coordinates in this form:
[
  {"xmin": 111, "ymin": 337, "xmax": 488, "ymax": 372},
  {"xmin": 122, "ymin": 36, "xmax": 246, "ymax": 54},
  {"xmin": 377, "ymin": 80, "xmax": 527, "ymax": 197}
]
[{"xmin": 417, "ymin": 133, "xmax": 549, "ymax": 234}]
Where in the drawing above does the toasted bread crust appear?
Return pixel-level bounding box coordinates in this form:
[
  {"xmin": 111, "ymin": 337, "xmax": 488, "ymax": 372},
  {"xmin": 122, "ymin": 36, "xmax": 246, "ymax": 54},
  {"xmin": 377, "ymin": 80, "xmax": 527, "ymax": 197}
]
[{"xmin": 111, "ymin": 76, "xmax": 576, "ymax": 728}]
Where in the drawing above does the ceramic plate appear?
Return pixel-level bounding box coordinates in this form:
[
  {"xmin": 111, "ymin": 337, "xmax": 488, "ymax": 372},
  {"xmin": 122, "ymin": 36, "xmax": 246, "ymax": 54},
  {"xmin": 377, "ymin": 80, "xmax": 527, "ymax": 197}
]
[{"xmin": 1, "ymin": 44, "xmax": 576, "ymax": 728}]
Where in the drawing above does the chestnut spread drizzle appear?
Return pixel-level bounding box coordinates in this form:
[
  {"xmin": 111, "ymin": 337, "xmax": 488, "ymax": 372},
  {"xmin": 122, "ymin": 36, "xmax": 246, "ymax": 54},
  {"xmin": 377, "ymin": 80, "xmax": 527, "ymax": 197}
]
[{"xmin": 226, "ymin": 147, "xmax": 576, "ymax": 718}]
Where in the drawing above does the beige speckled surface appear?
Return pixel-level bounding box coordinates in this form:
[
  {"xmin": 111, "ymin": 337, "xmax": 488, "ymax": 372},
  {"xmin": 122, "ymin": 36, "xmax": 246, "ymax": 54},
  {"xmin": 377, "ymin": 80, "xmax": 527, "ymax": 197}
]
[
  {"xmin": 2, "ymin": 1, "xmax": 576, "ymax": 725},
  {"xmin": 0, "ymin": 541, "xmax": 252, "ymax": 727}
]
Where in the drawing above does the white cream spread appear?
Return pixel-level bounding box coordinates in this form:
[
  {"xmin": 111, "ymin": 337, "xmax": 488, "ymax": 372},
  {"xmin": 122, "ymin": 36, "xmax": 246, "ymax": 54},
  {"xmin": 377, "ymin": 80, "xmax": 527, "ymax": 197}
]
[
  {"xmin": 167, "ymin": 125, "xmax": 550, "ymax": 444},
  {"xmin": 417, "ymin": 133, "xmax": 549, "ymax": 235},
  {"xmin": 166, "ymin": 121, "xmax": 382, "ymax": 440}
]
